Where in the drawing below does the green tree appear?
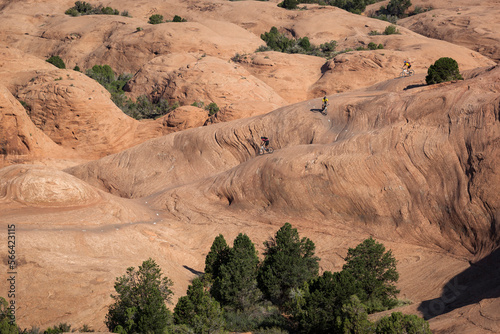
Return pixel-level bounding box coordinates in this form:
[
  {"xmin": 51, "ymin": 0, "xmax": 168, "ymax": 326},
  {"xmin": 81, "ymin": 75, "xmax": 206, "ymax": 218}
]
[
  {"xmin": 385, "ymin": 0, "xmax": 412, "ymax": 17},
  {"xmin": 149, "ymin": 14, "xmax": 164, "ymax": 24},
  {"xmin": 425, "ymin": 57, "xmax": 463, "ymax": 85},
  {"xmin": 105, "ymin": 258, "xmax": 174, "ymax": 334},
  {"xmin": 174, "ymin": 278, "xmax": 225, "ymax": 333},
  {"xmin": 211, "ymin": 233, "xmax": 262, "ymax": 310},
  {"xmin": 338, "ymin": 295, "xmax": 373, "ymax": 334},
  {"xmin": 258, "ymin": 223, "xmax": 320, "ymax": 310},
  {"xmin": 205, "ymin": 234, "xmax": 230, "ymax": 280},
  {"xmin": 342, "ymin": 237, "xmax": 399, "ymax": 312},
  {"xmin": 375, "ymin": 312, "xmax": 432, "ymax": 334},
  {"xmin": 294, "ymin": 271, "xmax": 362, "ymax": 333},
  {"xmin": 46, "ymin": 56, "xmax": 66, "ymax": 69}
]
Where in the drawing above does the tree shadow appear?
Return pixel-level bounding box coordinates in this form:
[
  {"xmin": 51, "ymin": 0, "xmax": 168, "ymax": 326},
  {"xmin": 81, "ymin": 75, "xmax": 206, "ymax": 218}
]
[
  {"xmin": 404, "ymin": 83, "xmax": 427, "ymax": 90},
  {"xmin": 417, "ymin": 248, "xmax": 500, "ymax": 320},
  {"xmin": 183, "ymin": 265, "xmax": 204, "ymax": 276}
]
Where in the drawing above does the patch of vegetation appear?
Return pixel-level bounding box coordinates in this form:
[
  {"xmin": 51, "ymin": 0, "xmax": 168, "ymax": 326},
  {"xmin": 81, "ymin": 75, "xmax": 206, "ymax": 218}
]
[
  {"xmin": 64, "ymin": 1, "xmax": 122, "ymax": 16},
  {"xmin": 259, "ymin": 27, "xmax": 338, "ymax": 58},
  {"xmin": 409, "ymin": 5, "xmax": 433, "ymax": 16},
  {"xmin": 172, "ymin": 15, "xmax": 187, "ymax": 22},
  {"xmin": 191, "ymin": 101, "xmax": 220, "ymax": 116},
  {"xmin": 46, "ymin": 55, "xmax": 66, "ymax": 69},
  {"xmin": 105, "ymin": 258, "xmax": 174, "ymax": 334},
  {"xmin": 426, "ymin": 57, "xmax": 463, "ymax": 85},
  {"xmin": 384, "ymin": 24, "xmax": 400, "ymax": 35},
  {"xmin": 148, "ymin": 14, "xmax": 164, "ymax": 24}
]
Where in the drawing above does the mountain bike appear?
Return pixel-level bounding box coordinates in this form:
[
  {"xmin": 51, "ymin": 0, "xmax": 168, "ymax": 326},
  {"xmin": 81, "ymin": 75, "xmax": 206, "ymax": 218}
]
[
  {"xmin": 400, "ymin": 68, "xmax": 415, "ymax": 77},
  {"xmin": 321, "ymin": 103, "xmax": 329, "ymax": 115},
  {"xmin": 259, "ymin": 145, "xmax": 274, "ymax": 155}
]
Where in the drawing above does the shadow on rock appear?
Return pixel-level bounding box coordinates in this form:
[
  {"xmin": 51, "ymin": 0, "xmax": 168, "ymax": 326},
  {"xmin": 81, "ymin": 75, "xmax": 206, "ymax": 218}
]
[{"xmin": 418, "ymin": 248, "xmax": 500, "ymax": 320}]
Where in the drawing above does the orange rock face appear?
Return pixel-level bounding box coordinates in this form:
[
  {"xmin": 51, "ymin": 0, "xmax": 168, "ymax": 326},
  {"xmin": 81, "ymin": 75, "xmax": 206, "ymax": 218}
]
[{"xmin": 0, "ymin": 0, "xmax": 499, "ymax": 332}]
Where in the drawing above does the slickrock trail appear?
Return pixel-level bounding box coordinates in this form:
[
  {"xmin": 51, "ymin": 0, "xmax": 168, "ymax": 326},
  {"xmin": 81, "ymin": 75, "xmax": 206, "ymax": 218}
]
[{"xmin": 0, "ymin": 0, "xmax": 499, "ymax": 332}]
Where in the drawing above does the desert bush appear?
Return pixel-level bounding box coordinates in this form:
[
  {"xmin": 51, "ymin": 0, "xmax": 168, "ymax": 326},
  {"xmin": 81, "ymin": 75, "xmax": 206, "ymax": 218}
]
[
  {"xmin": 46, "ymin": 55, "xmax": 66, "ymax": 69},
  {"xmin": 425, "ymin": 57, "xmax": 463, "ymax": 84},
  {"xmin": 385, "ymin": 0, "xmax": 412, "ymax": 17},
  {"xmin": 206, "ymin": 102, "xmax": 219, "ymax": 116},
  {"xmin": 375, "ymin": 312, "xmax": 432, "ymax": 333},
  {"xmin": 148, "ymin": 14, "xmax": 164, "ymax": 24},
  {"xmin": 383, "ymin": 25, "xmax": 399, "ymax": 35},
  {"xmin": 65, "ymin": 1, "xmax": 121, "ymax": 16},
  {"xmin": 278, "ymin": 0, "xmax": 298, "ymax": 9},
  {"xmin": 173, "ymin": 15, "xmax": 187, "ymax": 22},
  {"xmin": 43, "ymin": 323, "xmax": 71, "ymax": 334}
]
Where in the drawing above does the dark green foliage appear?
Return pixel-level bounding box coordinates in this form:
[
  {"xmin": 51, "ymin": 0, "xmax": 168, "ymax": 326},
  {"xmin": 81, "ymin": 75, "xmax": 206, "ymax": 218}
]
[
  {"xmin": 385, "ymin": 0, "xmax": 412, "ymax": 17},
  {"xmin": 86, "ymin": 64, "xmax": 115, "ymax": 86},
  {"xmin": 223, "ymin": 304, "xmax": 289, "ymax": 333},
  {"xmin": 174, "ymin": 278, "xmax": 225, "ymax": 333},
  {"xmin": 205, "ymin": 234, "xmax": 230, "ymax": 280},
  {"xmin": 173, "ymin": 15, "xmax": 187, "ymax": 22},
  {"xmin": 342, "ymin": 237, "xmax": 399, "ymax": 312},
  {"xmin": 294, "ymin": 271, "xmax": 362, "ymax": 333},
  {"xmin": 123, "ymin": 95, "xmax": 177, "ymax": 120},
  {"xmin": 0, "ymin": 297, "xmax": 17, "ymax": 334},
  {"xmin": 375, "ymin": 312, "xmax": 432, "ymax": 334},
  {"xmin": 259, "ymin": 27, "xmax": 337, "ymax": 58},
  {"xmin": 211, "ymin": 234, "xmax": 262, "ymax": 310},
  {"xmin": 368, "ymin": 42, "xmax": 378, "ymax": 50},
  {"xmin": 278, "ymin": 0, "xmax": 298, "ymax": 9},
  {"xmin": 425, "ymin": 57, "xmax": 463, "ymax": 85},
  {"xmin": 149, "ymin": 14, "xmax": 164, "ymax": 24},
  {"xmin": 337, "ymin": 296, "xmax": 373, "ymax": 334},
  {"xmin": 65, "ymin": 1, "xmax": 121, "ymax": 16},
  {"xmin": 73, "ymin": 65, "xmax": 80, "ymax": 72},
  {"xmin": 206, "ymin": 102, "xmax": 219, "ymax": 116},
  {"xmin": 383, "ymin": 25, "xmax": 399, "ymax": 35},
  {"xmin": 105, "ymin": 258, "xmax": 174, "ymax": 334},
  {"xmin": 258, "ymin": 223, "xmax": 319, "ymax": 310},
  {"xmin": 46, "ymin": 56, "xmax": 66, "ymax": 69},
  {"xmin": 43, "ymin": 323, "xmax": 71, "ymax": 334}
]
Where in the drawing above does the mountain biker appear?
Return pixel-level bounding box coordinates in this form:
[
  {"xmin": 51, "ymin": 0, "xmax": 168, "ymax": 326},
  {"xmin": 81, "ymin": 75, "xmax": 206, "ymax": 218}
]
[
  {"xmin": 402, "ymin": 60, "xmax": 412, "ymax": 73},
  {"xmin": 261, "ymin": 136, "xmax": 270, "ymax": 148},
  {"xmin": 322, "ymin": 95, "xmax": 328, "ymax": 110}
]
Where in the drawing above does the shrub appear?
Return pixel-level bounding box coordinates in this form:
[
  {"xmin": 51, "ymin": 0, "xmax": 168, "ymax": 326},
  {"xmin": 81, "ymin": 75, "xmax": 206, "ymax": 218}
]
[
  {"xmin": 278, "ymin": 0, "xmax": 298, "ymax": 9},
  {"xmin": 383, "ymin": 25, "xmax": 399, "ymax": 35},
  {"xmin": 149, "ymin": 14, "xmax": 164, "ymax": 24},
  {"xmin": 65, "ymin": 7, "xmax": 79, "ymax": 16},
  {"xmin": 385, "ymin": 0, "xmax": 412, "ymax": 17},
  {"xmin": 105, "ymin": 258, "xmax": 174, "ymax": 334},
  {"xmin": 73, "ymin": 65, "xmax": 80, "ymax": 71},
  {"xmin": 46, "ymin": 56, "xmax": 66, "ymax": 69},
  {"xmin": 173, "ymin": 15, "xmax": 187, "ymax": 22},
  {"xmin": 425, "ymin": 57, "xmax": 463, "ymax": 85},
  {"xmin": 0, "ymin": 297, "xmax": 18, "ymax": 334},
  {"xmin": 375, "ymin": 312, "xmax": 432, "ymax": 334},
  {"xmin": 368, "ymin": 42, "xmax": 378, "ymax": 50},
  {"xmin": 206, "ymin": 102, "xmax": 219, "ymax": 116}
]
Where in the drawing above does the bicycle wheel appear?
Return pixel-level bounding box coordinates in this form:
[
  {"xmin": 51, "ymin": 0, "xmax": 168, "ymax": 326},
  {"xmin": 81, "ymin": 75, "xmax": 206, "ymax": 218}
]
[
  {"xmin": 399, "ymin": 70, "xmax": 406, "ymax": 78},
  {"xmin": 259, "ymin": 148, "xmax": 264, "ymax": 155},
  {"xmin": 408, "ymin": 70, "xmax": 415, "ymax": 76},
  {"xmin": 267, "ymin": 147, "xmax": 274, "ymax": 154}
]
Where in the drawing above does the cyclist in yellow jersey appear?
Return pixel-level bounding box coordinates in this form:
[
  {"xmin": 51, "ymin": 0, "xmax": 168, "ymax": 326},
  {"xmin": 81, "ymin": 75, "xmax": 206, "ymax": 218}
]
[{"xmin": 322, "ymin": 95, "xmax": 328, "ymax": 110}]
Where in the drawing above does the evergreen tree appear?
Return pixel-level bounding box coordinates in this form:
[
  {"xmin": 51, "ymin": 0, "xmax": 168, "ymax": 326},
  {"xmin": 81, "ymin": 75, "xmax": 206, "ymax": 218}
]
[
  {"xmin": 205, "ymin": 234, "xmax": 230, "ymax": 280},
  {"xmin": 295, "ymin": 271, "xmax": 362, "ymax": 333},
  {"xmin": 211, "ymin": 233, "xmax": 262, "ymax": 310},
  {"xmin": 105, "ymin": 258, "xmax": 174, "ymax": 334},
  {"xmin": 174, "ymin": 278, "xmax": 225, "ymax": 333},
  {"xmin": 258, "ymin": 223, "xmax": 319, "ymax": 310},
  {"xmin": 342, "ymin": 238, "xmax": 399, "ymax": 311}
]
